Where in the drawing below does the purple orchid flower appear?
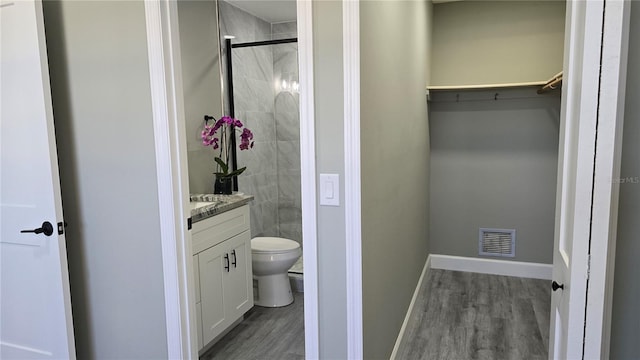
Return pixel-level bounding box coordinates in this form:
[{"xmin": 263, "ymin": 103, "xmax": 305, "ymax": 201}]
[{"xmin": 202, "ymin": 116, "xmax": 255, "ymax": 178}]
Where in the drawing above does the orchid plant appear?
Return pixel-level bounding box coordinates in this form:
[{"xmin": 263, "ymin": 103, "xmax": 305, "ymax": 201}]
[{"xmin": 201, "ymin": 116, "xmax": 254, "ymax": 179}]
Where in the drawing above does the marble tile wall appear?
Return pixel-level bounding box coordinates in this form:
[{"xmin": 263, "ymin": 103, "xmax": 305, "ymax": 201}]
[
  {"xmin": 218, "ymin": 2, "xmax": 301, "ymax": 244},
  {"xmin": 219, "ymin": 1, "xmax": 277, "ymax": 238},
  {"xmin": 272, "ymin": 21, "xmax": 297, "ymax": 40}
]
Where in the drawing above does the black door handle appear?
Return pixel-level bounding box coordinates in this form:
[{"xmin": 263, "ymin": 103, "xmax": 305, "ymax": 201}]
[
  {"xmin": 224, "ymin": 253, "xmax": 230, "ymax": 272},
  {"xmin": 231, "ymin": 250, "xmax": 237, "ymax": 268},
  {"xmin": 20, "ymin": 221, "xmax": 54, "ymax": 236},
  {"xmin": 552, "ymin": 281, "xmax": 564, "ymax": 291}
]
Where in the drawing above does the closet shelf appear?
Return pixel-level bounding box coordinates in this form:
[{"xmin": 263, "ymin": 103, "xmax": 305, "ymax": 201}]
[
  {"xmin": 427, "ymin": 81, "xmax": 547, "ymax": 91},
  {"xmin": 537, "ymin": 71, "xmax": 563, "ymax": 94}
]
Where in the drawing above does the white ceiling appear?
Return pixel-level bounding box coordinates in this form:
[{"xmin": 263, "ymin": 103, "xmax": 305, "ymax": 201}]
[{"xmin": 225, "ymin": 0, "xmax": 297, "ymax": 23}]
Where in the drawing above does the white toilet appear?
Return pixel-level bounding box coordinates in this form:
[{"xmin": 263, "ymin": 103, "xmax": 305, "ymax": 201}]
[{"xmin": 251, "ymin": 237, "xmax": 301, "ymax": 307}]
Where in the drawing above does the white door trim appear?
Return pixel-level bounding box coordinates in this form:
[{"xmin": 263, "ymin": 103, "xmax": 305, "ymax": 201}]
[
  {"xmin": 144, "ymin": 1, "xmax": 197, "ymax": 359},
  {"xmin": 343, "ymin": 0, "xmax": 363, "ymax": 358},
  {"xmin": 297, "ymin": 0, "xmax": 320, "ymax": 358},
  {"xmin": 146, "ymin": 1, "xmax": 320, "ymax": 358},
  {"xmin": 584, "ymin": 1, "xmax": 630, "ymax": 358}
]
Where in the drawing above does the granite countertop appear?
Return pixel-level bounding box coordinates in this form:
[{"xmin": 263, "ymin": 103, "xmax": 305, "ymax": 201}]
[{"xmin": 190, "ymin": 193, "xmax": 254, "ymax": 223}]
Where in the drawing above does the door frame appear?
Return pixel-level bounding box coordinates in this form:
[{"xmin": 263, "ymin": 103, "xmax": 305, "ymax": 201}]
[
  {"xmin": 297, "ymin": 1, "xmax": 321, "ymax": 358},
  {"xmin": 583, "ymin": 0, "xmax": 630, "ymax": 358},
  {"xmin": 143, "ymin": 1, "xmax": 320, "ymax": 358},
  {"xmin": 144, "ymin": 2, "xmax": 195, "ymax": 358},
  {"xmin": 343, "ymin": 0, "xmax": 363, "ymax": 358}
]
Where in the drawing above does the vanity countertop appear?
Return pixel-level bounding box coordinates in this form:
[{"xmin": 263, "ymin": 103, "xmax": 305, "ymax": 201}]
[{"xmin": 190, "ymin": 193, "xmax": 254, "ymax": 223}]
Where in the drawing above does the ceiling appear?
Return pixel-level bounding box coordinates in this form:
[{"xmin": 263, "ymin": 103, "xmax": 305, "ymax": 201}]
[{"xmin": 224, "ymin": 0, "xmax": 297, "ymax": 23}]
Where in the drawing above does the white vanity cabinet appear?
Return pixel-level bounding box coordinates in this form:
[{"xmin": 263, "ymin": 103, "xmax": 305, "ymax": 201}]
[{"xmin": 192, "ymin": 205, "xmax": 253, "ymax": 350}]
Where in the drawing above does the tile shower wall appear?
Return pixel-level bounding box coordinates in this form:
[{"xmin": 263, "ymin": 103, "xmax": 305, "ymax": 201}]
[
  {"xmin": 219, "ymin": 1, "xmax": 277, "ymax": 237},
  {"xmin": 218, "ymin": 2, "xmax": 301, "ymax": 244},
  {"xmin": 273, "ymin": 23, "xmax": 301, "ymax": 244}
]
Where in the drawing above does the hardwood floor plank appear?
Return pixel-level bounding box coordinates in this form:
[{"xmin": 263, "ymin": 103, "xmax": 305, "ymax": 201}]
[
  {"xmin": 200, "ymin": 292, "xmax": 304, "ymax": 360},
  {"xmin": 397, "ymin": 269, "xmax": 551, "ymax": 360}
]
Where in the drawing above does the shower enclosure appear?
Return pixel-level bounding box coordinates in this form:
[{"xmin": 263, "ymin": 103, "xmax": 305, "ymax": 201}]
[{"xmin": 218, "ymin": 1, "xmax": 302, "ymax": 274}]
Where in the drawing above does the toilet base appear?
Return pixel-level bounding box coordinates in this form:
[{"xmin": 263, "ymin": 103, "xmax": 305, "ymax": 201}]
[{"xmin": 253, "ymin": 273, "xmax": 294, "ymax": 307}]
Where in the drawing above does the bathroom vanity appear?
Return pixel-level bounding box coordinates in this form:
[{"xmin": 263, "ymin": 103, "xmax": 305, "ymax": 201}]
[{"xmin": 190, "ymin": 194, "xmax": 253, "ymax": 351}]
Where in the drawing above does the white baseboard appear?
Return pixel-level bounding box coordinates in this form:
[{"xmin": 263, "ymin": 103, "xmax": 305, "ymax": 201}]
[
  {"xmin": 390, "ymin": 254, "xmax": 431, "ymax": 360},
  {"xmin": 429, "ymin": 254, "xmax": 552, "ymax": 280}
]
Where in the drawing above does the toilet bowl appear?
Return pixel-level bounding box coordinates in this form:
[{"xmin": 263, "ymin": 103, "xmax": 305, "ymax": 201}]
[{"xmin": 251, "ymin": 237, "xmax": 301, "ymax": 307}]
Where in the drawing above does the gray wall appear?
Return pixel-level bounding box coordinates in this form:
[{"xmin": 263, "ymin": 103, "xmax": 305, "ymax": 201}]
[
  {"xmin": 178, "ymin": 0, "xmax": 226, "ymax": 195},
  {"xmin": 431, "ymin": 1, "xmax": 565, "ymax": 86},
  {"xmin": 43, "ymin": 1, "xmax": 168, "ymax": 358},
  {"xmin": 610, "ymin": 1, "xmax": 640, "ymax": 358},
  {"xmin": 425, "ymin": 0, "xmax": 433, "ymax": 86},
  {"xmin": 429, "ymin": 89, "xmax": 560, "ymax": 264},
  {"xmin": 313, "ymin": 1, "xmax": 348, "ymax": 358},
  {"xmin": 360, "ymin": 1, "xmax": 431, "ymax": 358}
]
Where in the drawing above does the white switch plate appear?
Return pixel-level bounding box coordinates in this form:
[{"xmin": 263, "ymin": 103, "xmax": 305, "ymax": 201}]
[{"xmin": 319, "ymin": 173, "xmax": 340, "ymax": 206}]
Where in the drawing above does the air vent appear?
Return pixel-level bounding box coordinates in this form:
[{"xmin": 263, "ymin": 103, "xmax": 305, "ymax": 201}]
[{"xmin": 479, "ymin": 228, "xmax": 515, "ymax": 257}]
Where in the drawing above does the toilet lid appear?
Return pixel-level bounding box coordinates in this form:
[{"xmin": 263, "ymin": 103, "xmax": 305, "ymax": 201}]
[{"xmin": 251, "ymin": 237, "xmax": 300, "ymax": 254}]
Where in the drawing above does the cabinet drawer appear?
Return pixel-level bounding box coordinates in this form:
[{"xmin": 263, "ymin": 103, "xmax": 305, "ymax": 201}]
[{"xmin": 192, "ymin": 205, "xmax": 250, "ymax": 254}]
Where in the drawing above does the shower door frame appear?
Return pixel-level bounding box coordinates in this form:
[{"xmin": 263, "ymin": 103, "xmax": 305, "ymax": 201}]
[
  {"xmin": 224, "ymin": 37, "xmax": 299, "ymax": 192},
  {"xmin": 143, "ymin": 1, "xmax": 320, "ymax": 359}
]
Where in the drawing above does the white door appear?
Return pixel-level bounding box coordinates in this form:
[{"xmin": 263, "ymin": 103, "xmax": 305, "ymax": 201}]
[
  {"xmin": 550, "ymin": 0, "xmax": 630, "ymax": 359},
  {"xmin": 0, "ymin": 0, "xmax": 75, "ymax": 358}
]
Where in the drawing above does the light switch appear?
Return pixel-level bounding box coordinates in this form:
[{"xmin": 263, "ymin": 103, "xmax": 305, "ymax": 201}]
[{"xmin": 320, "ymin": 173, "xmax": 340, "ymax": 206}]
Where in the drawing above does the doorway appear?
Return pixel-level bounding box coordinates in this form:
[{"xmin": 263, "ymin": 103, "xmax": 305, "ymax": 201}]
[{"xmin": 144, "ymin": 0, "xmax": 319, "ymax": 358}]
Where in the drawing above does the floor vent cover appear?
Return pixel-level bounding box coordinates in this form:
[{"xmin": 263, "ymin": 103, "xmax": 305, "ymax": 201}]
[{"xmin": 479, "ymin": 228, "xmax": 515, "ymax": 257}]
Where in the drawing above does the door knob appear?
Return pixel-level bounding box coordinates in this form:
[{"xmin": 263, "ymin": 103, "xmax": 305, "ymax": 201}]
[
  {"xmin": 20, "ymin": 221, "xmax": 54, "ymax": 236},
  {"xmin": 552, "ymin": 280, "xmax": 564, "ymax": 291}
]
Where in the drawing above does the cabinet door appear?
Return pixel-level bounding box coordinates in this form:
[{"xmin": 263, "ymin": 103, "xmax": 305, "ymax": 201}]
[
  {"xmin": 224, "ymin": 230, "xmax": 253, "ymax": 321},
  {"xmin": 198, "ymin": 242, "xmax": 227, "ymax": 344},
  {"xmin": 193, "ymin": 254, "xmax": 201, "ymax": 303},
  {"xmin": 196, "ymin": 302, "xmax": 203, "ymax": 350}
]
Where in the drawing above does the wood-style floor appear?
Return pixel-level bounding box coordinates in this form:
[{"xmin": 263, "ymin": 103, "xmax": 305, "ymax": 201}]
[
  {"xmin": 199, "ymin": 270, "xmax": 550, "ymax": 360},
  {"xmin": 396, "ymin": 269, "xmax": 552, "ymax": 360},
  {"xmin": 200, "ymin": 292, "xmax": 305, "ymax": 360}
]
